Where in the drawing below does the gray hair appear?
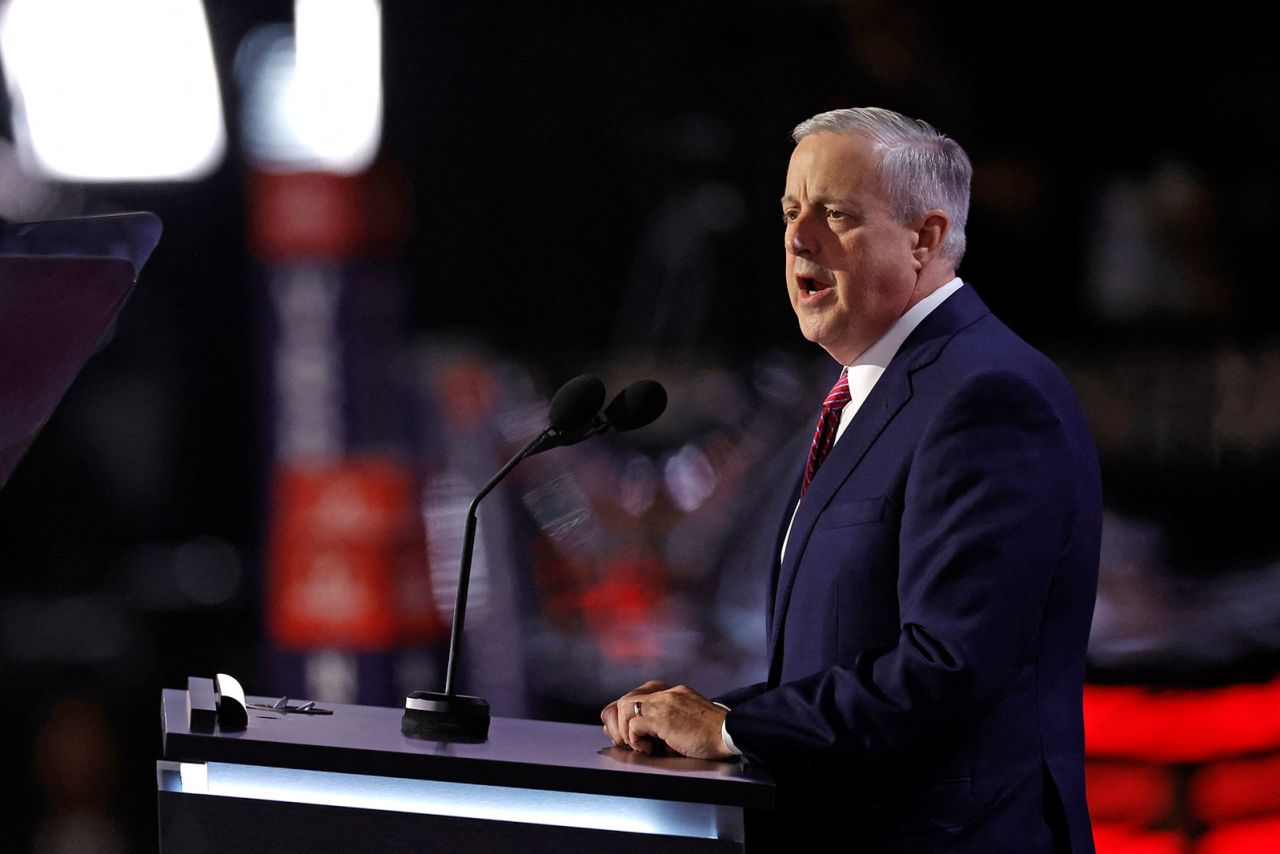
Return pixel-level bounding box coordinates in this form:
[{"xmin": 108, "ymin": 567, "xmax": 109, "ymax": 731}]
[{"xmin": 792, "ymin": 107, "xmax": 972, "ymax": 266}]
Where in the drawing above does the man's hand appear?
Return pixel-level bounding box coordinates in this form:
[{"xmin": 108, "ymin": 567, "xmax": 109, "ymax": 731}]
[{"xmin": 600, "ymin": 680, "xmax": 733, "ymax": 761}]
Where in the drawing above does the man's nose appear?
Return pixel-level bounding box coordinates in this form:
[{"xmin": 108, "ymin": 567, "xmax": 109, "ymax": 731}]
[{"xmin": 787, "ymin": 219, "xmax": 816, "ymax": 256}]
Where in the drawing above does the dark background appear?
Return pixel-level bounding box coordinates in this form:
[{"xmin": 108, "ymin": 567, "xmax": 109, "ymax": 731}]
[{"xmin": 2, "ymin": 2, "xmax": 1279, "ymax": 851}]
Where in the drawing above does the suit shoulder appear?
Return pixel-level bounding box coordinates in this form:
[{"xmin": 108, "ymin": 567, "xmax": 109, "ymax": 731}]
[
  {"xmin": 907, "ymin": 311, "xmax": 1097, "ymax": 455},
  {"xmin": 930, "ymin": 313, "xmax": 1077, "ymax": 402}
]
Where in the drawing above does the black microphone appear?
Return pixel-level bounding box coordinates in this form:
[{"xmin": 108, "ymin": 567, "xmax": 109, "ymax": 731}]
[
  {"xmin": 402, "ymin": 375, "xmax": 604, "ymax": 742},
  {"xmin": 530, "ymin": 379, "xmax": 668, "ymax": 453},
  {"xmin": 603, "ymin": 379, "xmax": 667, "ymax": 433},
  {"xmin": 519, "ymin": 374, "xmax": 607, "ymax": 459},
  {"xmin": 548, "ymin": 374, "xmax": 607, "ymax": 431}
]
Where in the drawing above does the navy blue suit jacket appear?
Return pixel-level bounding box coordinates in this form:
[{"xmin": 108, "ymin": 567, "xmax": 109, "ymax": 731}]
[{"xmin": 721, "ymin": 285, "xmax": 1101, "ymax": 852}]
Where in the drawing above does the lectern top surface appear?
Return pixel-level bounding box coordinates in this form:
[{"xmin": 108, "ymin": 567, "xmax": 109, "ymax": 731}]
[{"xmin": 160, "ymin": 689, "xmax": 773, "ymax": 809}]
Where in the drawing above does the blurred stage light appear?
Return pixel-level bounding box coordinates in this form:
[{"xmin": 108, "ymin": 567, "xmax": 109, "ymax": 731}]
[
  {"xmin": 663, "ymin": 444, "xmax": 717, "ymax": 512},
  {"xmin": 0, "ymin": 0, "xmax": 226, "ymax": 182},
  {"xmin": 237, "ymin": 0, "xmax": 383, "ymax": 174},
  {"xmin": 0, "ymin": 138, "xmax": 84, "ymax": 220}
]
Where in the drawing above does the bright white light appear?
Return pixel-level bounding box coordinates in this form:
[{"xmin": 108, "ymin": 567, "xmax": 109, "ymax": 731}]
[
  {"xmin": 0, "ymin": 0, "xmax": 226, "ymax": 182},
  {"xmin": 174, "ymin": 762, "xmax": 726, "ymax": 839},
  {"xmin": 293, "ymin": 0, "xmax": 382, "ymax": 172},
  {"xmin": 238, "ymin": 0, "xmax": 382, "ymax": 174},
  {"xmin": 179, "ymin": 762, "xmax": 208, "ymax": 794}
]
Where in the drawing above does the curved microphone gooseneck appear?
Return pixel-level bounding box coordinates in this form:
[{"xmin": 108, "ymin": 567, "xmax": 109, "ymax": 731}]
[{"xmin": 402, "ymin": 375, "xmax": 605, "ymax": 741}]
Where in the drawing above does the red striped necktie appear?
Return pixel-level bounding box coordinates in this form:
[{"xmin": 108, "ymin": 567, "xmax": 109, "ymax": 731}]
[{"xmin": 801, "ymin": 369, "xmax": 852, "ymax": 497}]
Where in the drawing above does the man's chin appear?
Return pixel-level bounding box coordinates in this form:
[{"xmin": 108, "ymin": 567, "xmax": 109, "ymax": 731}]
[
  {"xmin": 796, "ymin": 318, "xmax": 822, "ymax": 347},
  {"xmin": 799, "ymin": 325, "xmax": 858, "ymax": 365},
  {"xmin": 796, "ymin": 310, "xmax": 830, "ymax": 342}
]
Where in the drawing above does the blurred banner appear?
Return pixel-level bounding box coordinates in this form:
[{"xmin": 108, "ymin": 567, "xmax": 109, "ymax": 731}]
[{"xmin": 252, "ymin": 165, "xmax": 446, "ymax": 707}]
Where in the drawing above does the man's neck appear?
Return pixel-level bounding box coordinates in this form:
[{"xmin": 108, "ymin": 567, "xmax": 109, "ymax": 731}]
[
  {"xmin": 845, "ymin": 276, "xmax": 964, "ymax": 369},
  {"xmin": 903, "ymin": 265, "xmax": 958, "ymax": 314}
]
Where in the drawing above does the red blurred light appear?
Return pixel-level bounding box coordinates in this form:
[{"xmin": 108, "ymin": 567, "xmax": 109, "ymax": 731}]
[
  {"xmin": 1087, "ymin": 761, "xmax": 1175, "ymax": 825},
  {"xmin": 1195, "ymin": 815, "xmax": 1280, "ymax": 853},
  {"xmin": 1188, "ymin": 752, "xmax": 1280, "ymax": 823},
  {"xmin": 1085, "ymin": 679, "xmax": 1280, "ymax": 762}
]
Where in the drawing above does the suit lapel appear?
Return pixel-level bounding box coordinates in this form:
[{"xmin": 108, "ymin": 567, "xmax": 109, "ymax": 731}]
[
  {"xmin": 765, "ymin": 285, "xmax": 991, "ymax": 682},
  {"xmin": 766, "ymin": 473, "xmax": 803, "ymax": 643},
  {"xmin": 765, "ymin": 360, "xmax": 914, "ymax": 679}
]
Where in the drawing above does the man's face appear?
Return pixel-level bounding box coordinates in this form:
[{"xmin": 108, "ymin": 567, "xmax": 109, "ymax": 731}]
[{"xmin": 782, "ymin": 132, "xmax": 921, "ymax": 364}]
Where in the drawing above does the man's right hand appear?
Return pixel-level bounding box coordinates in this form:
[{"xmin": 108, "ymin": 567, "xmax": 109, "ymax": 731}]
[
  {"xmin": 600, "ymin": 680, "xmax": 733, "ymax": 760},
  {"xmin": 600, "ymin": 679, "xmax": 671, "ymax": 750}
]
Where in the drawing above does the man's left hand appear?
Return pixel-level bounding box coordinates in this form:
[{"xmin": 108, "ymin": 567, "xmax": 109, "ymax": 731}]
[{"xmin": 601, "ymin": 682, "xmax": 733, "ymax": 761}]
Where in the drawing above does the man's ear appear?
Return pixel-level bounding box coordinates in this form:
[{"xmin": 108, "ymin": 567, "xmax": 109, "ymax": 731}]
[{"xmin": 910, "ymin": 210, "xmax": 949, "ymax": 268}]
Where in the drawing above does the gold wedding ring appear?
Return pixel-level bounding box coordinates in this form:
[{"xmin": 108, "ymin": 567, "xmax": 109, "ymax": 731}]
[{"xmin": 633, "ymin": 701, "xmax": 643, "ymax": 717}]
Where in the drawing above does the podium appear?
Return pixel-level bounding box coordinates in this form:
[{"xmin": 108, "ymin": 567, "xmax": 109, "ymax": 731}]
[
  {"xmin": 0, "ymin": 212, "xmax": 162, "ymax": 488},
  {"xmin": 158, "ymin": 688, "xmax": 773, "ymax": 852}
]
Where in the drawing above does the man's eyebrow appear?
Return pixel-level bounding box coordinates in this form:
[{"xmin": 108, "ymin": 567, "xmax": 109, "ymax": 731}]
[{"xmin": 781, "ymin": 194, "xmax": 860, "ymax": 209}]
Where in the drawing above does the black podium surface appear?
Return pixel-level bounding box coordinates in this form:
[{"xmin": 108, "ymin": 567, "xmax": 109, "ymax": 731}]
[{"xmin": 158, "ymin": 688, "xmax": 773, "ymax": 852}]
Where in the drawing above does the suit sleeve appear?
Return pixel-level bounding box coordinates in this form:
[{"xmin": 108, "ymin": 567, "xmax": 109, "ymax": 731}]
[
  {"xmin": 724, "ymin": 369, "xmax": 1077, "ymax": 768},
  {"xmin": 715, "ymin": 681, "xmax": 768, "ymax": 709}
]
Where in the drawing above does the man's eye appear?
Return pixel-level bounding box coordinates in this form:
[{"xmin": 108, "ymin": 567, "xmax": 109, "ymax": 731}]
[
  {"xmin": 782, "ymin": 210, "xmax": 798, "ymax": 223},
  {"xmin": 826, "ymin": 208, "xmax": 845, "ymax": 220}
]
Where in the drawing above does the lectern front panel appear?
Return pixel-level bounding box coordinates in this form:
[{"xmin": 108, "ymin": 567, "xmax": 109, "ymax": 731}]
[{"xmin": 157, "ymin": 689, "xmax": 772, "ymax": 853}]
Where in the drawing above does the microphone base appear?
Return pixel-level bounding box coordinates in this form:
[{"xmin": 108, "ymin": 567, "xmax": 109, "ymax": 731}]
[{"xmin": 401, "ymin": 691, "xmax": 490, "ymax": 742}]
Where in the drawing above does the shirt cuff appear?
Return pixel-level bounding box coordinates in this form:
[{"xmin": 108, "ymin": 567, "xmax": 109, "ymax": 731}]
[{"xmin": 713, "ymin": 702, "xmax": 742, "ymax": 756}]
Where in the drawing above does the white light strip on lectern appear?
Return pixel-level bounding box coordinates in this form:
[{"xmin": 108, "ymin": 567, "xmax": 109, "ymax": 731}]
[
  {"xmin": 176, "ymin": 762, "xmax": 724, "ymax": 839},
  {"xmin": 0, "ymin": 0, "xmax": 226, "ymax": 181},
  {"xmin": 179, "ymin": 761, "xmax": 209, "ymax": 793}
]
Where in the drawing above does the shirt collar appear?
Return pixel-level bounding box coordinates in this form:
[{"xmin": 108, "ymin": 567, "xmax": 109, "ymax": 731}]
[{"xmin": 847, "ymin": 277, "xmax": 965, "ymax": 371}]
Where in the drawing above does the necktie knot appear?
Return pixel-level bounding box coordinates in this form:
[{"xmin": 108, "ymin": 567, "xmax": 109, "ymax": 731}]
[{"xmin": 822, "ymin": 369, "xmax": 851, "ymax": 412}]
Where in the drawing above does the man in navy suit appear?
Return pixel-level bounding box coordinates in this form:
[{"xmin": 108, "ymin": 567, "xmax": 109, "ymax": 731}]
[{"xmin": 601, "ymin": 107, "xmax": 1101, "ymax": 852}]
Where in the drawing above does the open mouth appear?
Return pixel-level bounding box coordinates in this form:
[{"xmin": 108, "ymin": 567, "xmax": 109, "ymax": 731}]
[{"xmin": 799, "ymin": 275, "xmax": 832, "ymax": 297}]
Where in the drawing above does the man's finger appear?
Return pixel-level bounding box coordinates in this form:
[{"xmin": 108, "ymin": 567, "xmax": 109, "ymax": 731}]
[
  {"xmin": 617, "ymin": 694, "xmax": 645, "ymax": 743},
  {"xmin": 600, "ymin": 680, "xmax": 674, "ymax": 749},
  {"xmin": 627, "ymin": 708, "xmax": 660, "ymax": 753},
  {"xmin": 611, "ymin": 696, "xmax": 645, "ymax": 747},
  {"xmin": 605, "ymin": 694, "xmax": 643, "ymax": 747},
  {"xmin": 600, "ymin": 701, "xmax": 626, "ymax": 747}
]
